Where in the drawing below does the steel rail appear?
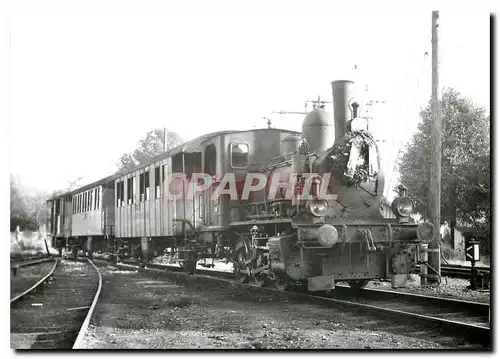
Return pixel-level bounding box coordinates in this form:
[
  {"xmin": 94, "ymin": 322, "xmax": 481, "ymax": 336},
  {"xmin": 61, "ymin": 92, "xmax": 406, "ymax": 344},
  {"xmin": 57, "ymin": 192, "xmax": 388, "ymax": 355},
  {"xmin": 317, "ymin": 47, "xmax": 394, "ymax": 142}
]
[
  {"xmin": 11, "ymin": 258, "xmax": 52, "ymax": 269},
  {"xmin": 72, "ymin": 258, "xmax": 103, "ymax": 349},
  {"xmin": 105, "ymin": 259, "xmax": 490, "ymax": 346},
  {"xmin": 10, "ymin": 259, "xmax": 58, "ymax": 304}
]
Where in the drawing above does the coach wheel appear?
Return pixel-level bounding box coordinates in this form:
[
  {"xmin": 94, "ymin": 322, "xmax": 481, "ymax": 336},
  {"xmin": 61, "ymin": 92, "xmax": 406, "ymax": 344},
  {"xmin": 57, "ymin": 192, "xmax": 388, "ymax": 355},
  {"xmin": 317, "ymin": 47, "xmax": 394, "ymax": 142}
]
[
  {"xmin": 253, "ymin": 273, "xmax": 268, "ymax": 287},
  {"xmin": 347, "ymin": 279, "xmax": 369, "ymax": 291},
  {"xmin": 274, "ymin": 277, "xmax": 289, "ymax": 292},
  {"xmin": 183, "ymin": 260, "xmax": 196, "ymax": 275},
  {"xmin": 233, "ymin": 249, "xmax": 249, "ymax": 283}
]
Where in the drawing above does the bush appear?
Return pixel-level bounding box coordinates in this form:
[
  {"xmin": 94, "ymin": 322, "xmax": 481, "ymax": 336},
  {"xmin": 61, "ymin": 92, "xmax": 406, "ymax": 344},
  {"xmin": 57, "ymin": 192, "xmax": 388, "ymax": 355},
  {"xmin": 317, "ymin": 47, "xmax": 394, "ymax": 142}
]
[
  {"xmin": 10, "ymin": 216, "xmax": 39, "ymax": 232},
  {"xmin": 441, "ymin": 244, "xmax": 464, "ymax": 262}
]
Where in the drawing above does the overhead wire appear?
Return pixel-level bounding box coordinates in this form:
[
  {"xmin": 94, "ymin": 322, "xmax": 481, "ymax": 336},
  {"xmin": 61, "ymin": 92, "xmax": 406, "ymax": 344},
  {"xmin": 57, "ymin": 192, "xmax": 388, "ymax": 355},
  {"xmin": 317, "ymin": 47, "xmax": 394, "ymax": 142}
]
[
  {"xmin": 382, "ymin": 62, "xmax": 412, "ymax": 199},
  {"xmin": 384, "ymin": 51, "xmax": 429, "ymax": 199}
]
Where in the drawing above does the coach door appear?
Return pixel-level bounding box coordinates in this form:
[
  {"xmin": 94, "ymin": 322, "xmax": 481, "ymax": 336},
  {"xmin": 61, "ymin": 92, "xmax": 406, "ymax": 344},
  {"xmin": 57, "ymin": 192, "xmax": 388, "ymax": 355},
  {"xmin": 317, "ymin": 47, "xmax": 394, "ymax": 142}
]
[
  {"xmin": 202, "ymin": 144, "xmax": 217, "ymax": 226},
  {"xmin": 172, "ymin": 152, "xmax": 202, "ymax": 230},
  {"xmin": 184, "ymin": 152, "xmax": 202, "ymax": 228}
]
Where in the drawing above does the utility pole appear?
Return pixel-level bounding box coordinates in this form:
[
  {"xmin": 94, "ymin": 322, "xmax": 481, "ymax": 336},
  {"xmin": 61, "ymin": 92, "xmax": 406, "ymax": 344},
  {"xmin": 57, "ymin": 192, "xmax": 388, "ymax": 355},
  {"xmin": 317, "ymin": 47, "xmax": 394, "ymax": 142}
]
[
  {"xmin": 427, "ymin": 10, "xmax": 441, "ymax": 284},
  {"xmin": 163, "ymin": 127, "xmax": 168, "ymax": 152}
]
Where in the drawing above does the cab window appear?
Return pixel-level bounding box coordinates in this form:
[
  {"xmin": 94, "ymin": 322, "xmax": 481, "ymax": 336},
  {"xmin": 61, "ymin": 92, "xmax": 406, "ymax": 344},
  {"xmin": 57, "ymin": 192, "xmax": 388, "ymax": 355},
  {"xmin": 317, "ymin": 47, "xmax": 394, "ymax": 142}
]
[{"xmin": 230, "ymin": 143, "xmax": 249, "ymax": 168}]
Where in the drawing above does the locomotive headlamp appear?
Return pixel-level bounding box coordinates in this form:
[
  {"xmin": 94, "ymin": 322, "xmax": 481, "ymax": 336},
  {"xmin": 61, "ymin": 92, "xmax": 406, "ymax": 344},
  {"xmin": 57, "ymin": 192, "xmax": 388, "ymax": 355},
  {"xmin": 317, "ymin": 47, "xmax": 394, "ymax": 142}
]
[
  {"xmin": 391, "ymin": 197, "xmax": 414, "ymax": 217},
  {"xmin": 416, "ymin": 222, "xmax": 435, "ymax": 243},
  {"xmin": 306, "ymin": 199, "xmax": 329, "ymax": 217}
]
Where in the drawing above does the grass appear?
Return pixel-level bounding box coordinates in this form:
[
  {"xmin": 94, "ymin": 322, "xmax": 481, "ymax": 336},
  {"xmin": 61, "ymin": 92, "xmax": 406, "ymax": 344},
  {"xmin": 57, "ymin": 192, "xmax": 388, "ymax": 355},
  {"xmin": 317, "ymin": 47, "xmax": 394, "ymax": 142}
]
[{"xmin": 441, "ymin": 244, "xmax": 490, "ymax": 267}]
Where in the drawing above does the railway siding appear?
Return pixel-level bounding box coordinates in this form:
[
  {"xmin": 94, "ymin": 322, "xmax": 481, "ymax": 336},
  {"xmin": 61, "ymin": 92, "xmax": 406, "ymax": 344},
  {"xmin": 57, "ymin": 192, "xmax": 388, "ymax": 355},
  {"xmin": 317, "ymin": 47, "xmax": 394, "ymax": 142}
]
[
  {"xmin": 10, "ymin": 260, "xmax": 100, "ymax": 349},
  {"xmin": 10, "ymin": 260, "xmax": 57, "ymax": 301}
]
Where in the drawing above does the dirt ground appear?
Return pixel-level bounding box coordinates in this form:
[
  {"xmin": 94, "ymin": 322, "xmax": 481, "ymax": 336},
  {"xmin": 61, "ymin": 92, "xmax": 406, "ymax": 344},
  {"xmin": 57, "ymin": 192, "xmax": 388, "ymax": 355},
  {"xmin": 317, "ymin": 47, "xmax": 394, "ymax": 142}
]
[{"xmin": 79, "ymin": 263, "xmax": 471, "ymax": 350}]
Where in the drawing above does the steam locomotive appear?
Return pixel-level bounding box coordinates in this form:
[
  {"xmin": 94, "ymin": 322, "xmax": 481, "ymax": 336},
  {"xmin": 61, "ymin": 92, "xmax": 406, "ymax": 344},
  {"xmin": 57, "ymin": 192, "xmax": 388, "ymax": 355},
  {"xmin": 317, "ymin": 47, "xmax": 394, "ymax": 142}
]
[{"xmin": 47, "ymin": 79, "xmax": 434, "ymax": 291}]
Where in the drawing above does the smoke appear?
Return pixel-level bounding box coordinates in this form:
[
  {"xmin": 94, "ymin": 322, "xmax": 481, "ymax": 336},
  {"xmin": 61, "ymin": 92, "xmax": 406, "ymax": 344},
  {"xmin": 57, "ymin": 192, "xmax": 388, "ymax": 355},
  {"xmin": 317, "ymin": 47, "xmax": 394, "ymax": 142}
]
[{"xmin": 10, "ymin": 224, "xmax": 59, "ymax": 258}]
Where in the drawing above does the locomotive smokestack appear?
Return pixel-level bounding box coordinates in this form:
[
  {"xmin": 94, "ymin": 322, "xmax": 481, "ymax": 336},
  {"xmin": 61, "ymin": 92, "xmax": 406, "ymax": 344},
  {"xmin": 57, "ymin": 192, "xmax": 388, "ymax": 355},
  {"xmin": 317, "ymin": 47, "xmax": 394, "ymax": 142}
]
[{"xmin": 331, "ymin": 80, "xmax": 355, "ymax": 142}]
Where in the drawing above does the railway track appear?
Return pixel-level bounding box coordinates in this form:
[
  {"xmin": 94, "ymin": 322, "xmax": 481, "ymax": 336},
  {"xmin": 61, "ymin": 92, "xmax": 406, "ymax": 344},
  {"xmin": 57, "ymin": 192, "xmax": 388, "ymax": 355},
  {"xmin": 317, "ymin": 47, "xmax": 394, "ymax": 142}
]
[
  {"xmin": 98, "ymin": 258, "xmax": 490, "ymax": 348},
  {"xmin": 10, "ymin": 259, "xmax": 102, "ymax": 349},
  {"xmin": 11, "ymin": 258, "xmax": 53, "ymax": 270},
  {"xmin": 415, "ymin": 264, "xmax": 490, "ymax": 280}
]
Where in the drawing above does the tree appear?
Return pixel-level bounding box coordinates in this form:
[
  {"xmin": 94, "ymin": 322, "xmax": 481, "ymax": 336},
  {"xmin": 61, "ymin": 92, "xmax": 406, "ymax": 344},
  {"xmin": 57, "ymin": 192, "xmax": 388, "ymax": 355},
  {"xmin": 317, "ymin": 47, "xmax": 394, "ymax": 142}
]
[
  {"xmin": 10, "ymin": 176, "xmax": 84, "ymax": 232},
  {"xmin": 10, "ymin": 176, "xmax": 45, "ymax": 231},
  {"xmin": 398, "ymin": 88, "xmax": 490, "ymax": 245},
  {"xmin": 116, "ymin": 128, "xmax": 183, "ymax": 172}
]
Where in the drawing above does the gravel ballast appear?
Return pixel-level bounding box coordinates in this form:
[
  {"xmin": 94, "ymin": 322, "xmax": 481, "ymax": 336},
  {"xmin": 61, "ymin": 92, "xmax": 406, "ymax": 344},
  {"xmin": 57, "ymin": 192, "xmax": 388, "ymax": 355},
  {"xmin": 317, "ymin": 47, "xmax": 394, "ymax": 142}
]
[{"xmin": 79, "ymin": 263, "xmax": 483, "ymax": 349}]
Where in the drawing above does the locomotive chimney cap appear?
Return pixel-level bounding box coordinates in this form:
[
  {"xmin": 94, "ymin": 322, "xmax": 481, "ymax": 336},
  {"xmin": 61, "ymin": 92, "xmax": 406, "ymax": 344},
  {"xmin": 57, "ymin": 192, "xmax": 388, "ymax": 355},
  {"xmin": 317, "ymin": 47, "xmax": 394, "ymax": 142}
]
[{"xmin": 331, "ymin": 79, "xmax": 355, "ymax": 85}]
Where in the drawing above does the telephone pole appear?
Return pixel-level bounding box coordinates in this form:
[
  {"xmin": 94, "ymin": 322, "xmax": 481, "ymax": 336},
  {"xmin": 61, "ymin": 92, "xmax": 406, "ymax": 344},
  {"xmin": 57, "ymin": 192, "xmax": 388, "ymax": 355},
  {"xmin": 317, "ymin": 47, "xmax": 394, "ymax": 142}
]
[
  {"xmin": 163, "ymin": 127, "xmax": 168, "ymax": 152},
  {"xmin": 428, "ymin": 10, "xmax": 441, "ymax": 284}
]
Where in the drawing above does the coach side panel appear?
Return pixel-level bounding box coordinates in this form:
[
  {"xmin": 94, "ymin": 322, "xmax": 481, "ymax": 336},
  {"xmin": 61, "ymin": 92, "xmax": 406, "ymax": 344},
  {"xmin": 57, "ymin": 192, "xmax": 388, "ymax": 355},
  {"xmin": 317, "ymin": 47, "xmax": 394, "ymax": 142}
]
[
  {"xmin": 72, "ymin": 187, "xmax": 104, "ymax": 236},
  {"xmin": 116, "ymin": 158, "xmax": 177, "ymax": 239}
]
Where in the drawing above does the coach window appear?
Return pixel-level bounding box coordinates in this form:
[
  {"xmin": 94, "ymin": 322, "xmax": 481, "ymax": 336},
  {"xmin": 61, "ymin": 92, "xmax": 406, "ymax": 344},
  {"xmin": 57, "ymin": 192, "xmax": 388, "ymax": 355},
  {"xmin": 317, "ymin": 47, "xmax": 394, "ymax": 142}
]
[
  {"xmin": 155, "ymin": 167, "xmax": 160, "ymax": 199},
  {"xmin": 120, "ymin": 181, "xmax": 125, "ymax": 206},
  {"xmin": 127, "ymin": 177, "xmax": 134, "ymax": 205},
  {"xmin": 117, "ymin": 182, "xmax": 121, "ymax": 207},
  {"xmin": 204, "ymin": 144, "xmax": 216, "ymax": 176},
  {"xmin": 133, "ymin": 176, "xmax": 137, "ymax": 203},
  {"xmin": 230, "ymin": 143, "xmax": 249, "ymax": 168},
  {"xmin": 145, "ymin": 171, "xmax": 150, "ymax": 201},
  {"xmin": 97, "ymin": 187, "xmax": 101, "ymax": 210},
  {"xmin": 140, "ymin": 173, "xmax": 145, "ymax": 202},
  {"xmin": 161, "ymin": 163, "xmax": 168, "ymax": 197}
]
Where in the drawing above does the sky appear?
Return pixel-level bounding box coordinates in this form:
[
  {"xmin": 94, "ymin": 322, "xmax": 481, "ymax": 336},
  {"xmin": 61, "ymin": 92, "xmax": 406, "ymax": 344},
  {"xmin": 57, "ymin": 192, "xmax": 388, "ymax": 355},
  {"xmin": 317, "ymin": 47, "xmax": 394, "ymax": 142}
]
[{"xmin": 6, "ymin": 1, "xmax": 491, "ymax": 199}]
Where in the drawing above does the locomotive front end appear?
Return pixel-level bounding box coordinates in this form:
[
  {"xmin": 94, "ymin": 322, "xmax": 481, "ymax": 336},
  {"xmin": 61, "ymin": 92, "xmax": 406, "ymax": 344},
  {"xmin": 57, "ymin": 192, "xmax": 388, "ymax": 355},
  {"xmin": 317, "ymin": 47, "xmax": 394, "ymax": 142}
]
[{"xmin": 266, "ymin": 79, "xmax": 435, "ymax": 291}]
